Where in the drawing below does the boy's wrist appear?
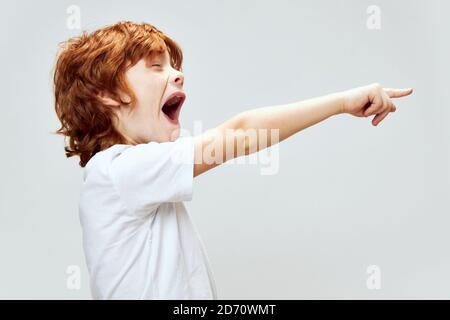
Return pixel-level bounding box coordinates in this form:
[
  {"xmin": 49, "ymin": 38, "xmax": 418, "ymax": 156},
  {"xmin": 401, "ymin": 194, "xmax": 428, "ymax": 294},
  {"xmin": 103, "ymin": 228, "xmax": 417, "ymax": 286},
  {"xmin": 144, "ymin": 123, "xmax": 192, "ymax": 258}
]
[
  {"xmin": 325, "ymin": 91, "xmax": 346, "ymax": 116},
  {"xmin": 335, "ymin": 91, "xmax": 346, "ymax": 115}
]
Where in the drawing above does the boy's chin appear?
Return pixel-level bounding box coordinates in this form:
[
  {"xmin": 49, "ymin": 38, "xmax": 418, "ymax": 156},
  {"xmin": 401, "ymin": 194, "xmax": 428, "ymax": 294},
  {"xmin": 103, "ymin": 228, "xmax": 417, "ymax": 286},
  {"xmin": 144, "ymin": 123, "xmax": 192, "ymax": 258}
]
[{"xmin": 169, "ymin": 127, "xmax": 181, "ymax": 141}]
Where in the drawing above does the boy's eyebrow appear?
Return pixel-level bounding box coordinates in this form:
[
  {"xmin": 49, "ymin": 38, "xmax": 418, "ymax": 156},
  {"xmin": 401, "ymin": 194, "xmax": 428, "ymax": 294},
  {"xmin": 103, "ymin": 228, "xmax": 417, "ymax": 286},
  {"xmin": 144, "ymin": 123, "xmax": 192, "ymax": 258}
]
[
  {"xmin": 151, "ymin": 51, "xmax": 167, "ymax": 60},
  {"xmin": 146, "ymin": 52, "xmax": 169, "ymax": 65},
  {"xmin": 145, "ymin": 52, "xmax": 166, "ymax": 67}
]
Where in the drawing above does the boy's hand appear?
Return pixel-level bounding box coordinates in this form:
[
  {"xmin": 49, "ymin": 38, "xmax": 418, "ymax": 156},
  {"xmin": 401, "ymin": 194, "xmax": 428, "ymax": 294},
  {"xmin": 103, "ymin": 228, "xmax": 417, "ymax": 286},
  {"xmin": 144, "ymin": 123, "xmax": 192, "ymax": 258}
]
[{"xmin": 341, "ymin": 83, "xmax": 413, "ymax": 126}]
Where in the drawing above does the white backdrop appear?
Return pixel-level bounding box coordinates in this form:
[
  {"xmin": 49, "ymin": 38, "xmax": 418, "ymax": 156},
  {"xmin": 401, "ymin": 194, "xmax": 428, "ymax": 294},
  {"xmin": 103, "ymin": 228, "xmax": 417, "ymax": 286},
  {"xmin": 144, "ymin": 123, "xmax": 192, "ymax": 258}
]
[{"xmin": 0, "ymin": 0, "xmax": 449, "ymax": 299}]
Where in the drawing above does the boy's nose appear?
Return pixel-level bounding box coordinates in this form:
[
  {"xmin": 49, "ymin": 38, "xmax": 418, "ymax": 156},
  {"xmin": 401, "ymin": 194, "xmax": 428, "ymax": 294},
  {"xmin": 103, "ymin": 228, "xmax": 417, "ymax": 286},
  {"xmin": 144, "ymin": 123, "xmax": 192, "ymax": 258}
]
[{"xmin": 174, "ymin": 71, "xmax": 184, "ymax": 87}]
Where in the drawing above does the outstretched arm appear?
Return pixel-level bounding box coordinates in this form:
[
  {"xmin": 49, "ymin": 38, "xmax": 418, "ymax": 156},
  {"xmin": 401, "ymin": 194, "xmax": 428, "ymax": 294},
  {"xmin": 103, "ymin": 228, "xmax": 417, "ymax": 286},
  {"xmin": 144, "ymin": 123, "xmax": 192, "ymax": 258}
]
[{"xmin": 193, "ymin": 83, "xmax": 413, "ymax": 177}]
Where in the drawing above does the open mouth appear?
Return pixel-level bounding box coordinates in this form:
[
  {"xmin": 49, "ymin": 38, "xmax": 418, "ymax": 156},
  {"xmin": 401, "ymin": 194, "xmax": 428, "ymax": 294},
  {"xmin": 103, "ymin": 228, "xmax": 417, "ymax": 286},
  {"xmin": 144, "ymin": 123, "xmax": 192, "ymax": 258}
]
[{"xmin": 161, "ymin": 92, "xmax": 185, "ymax": 124}]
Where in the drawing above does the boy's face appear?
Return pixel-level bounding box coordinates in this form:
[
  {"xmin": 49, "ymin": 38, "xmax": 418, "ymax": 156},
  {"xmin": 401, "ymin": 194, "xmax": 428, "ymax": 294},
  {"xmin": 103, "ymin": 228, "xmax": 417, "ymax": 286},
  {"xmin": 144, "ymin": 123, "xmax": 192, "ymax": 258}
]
[{"xmin": 106, "ymin": 50, "xmax": 186, "ymax": 144}]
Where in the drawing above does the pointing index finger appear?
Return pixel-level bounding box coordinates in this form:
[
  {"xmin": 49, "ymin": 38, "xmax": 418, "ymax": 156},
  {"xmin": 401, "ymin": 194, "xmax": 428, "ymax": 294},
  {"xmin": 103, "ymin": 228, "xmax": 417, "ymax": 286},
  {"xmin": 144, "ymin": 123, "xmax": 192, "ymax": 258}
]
[{"xmin": 384, "ymin": 87, "xmax": 414, "ymax": 98}]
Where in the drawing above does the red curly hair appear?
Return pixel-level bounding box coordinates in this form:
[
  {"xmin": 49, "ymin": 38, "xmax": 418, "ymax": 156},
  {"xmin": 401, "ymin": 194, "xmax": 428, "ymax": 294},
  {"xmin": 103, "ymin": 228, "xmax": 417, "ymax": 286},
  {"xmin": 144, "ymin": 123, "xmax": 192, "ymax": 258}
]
[{"xmin": 52, "ymin": 21, "xmax": 183, "ymax": 167}]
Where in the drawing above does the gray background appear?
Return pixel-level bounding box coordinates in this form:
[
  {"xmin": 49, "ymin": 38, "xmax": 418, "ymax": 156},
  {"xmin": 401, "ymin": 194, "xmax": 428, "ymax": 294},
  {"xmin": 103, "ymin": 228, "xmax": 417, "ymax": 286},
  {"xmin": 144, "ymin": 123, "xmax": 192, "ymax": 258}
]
[{"xmin": 0, "ymin": 0, "xmax": 448, "ymax": 299}]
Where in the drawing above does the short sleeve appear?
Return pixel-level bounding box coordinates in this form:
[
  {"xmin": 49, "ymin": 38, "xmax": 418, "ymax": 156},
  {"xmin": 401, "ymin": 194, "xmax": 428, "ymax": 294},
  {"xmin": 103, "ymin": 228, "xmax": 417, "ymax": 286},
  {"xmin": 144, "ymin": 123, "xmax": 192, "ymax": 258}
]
[{"xmin": 109, "ymin": 136, "xmax": 195, "ymax": 215}]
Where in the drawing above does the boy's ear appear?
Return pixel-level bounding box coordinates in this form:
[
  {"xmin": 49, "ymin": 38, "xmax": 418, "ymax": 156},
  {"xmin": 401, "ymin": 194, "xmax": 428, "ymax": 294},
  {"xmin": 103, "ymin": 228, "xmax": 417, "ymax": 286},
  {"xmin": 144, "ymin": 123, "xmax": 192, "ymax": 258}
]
[{"xmin": 97, "ymin": 91, "xmax": 121, "ymax": 107}]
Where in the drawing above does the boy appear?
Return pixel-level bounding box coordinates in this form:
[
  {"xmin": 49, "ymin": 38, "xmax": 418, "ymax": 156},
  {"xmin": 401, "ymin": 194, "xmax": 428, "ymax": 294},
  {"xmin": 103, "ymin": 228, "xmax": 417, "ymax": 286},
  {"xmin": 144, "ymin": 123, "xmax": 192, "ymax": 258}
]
[{"xmin": 53, "ymin": 21, "xmax": 413, "ymax": 299}]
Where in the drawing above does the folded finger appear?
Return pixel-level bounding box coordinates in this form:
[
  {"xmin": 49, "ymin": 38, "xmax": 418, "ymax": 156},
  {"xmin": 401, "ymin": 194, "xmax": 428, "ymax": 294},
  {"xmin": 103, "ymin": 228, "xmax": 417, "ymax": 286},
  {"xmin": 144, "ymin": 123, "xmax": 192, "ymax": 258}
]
[
  {"xmin": 372, "ymin": 109, "xmax": 390, "ymax": 126},
  {"xmin": 364, "ymin": 94, "xmax": 384, "ymax": 117}
]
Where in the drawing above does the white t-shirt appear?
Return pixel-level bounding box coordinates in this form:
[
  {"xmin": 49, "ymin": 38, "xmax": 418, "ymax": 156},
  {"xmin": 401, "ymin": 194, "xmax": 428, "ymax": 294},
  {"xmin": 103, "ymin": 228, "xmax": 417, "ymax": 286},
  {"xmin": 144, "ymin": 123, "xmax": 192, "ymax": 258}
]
[{"xmin": 78, "ymin": 136, "xmax": 218, "ymax": 299}]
